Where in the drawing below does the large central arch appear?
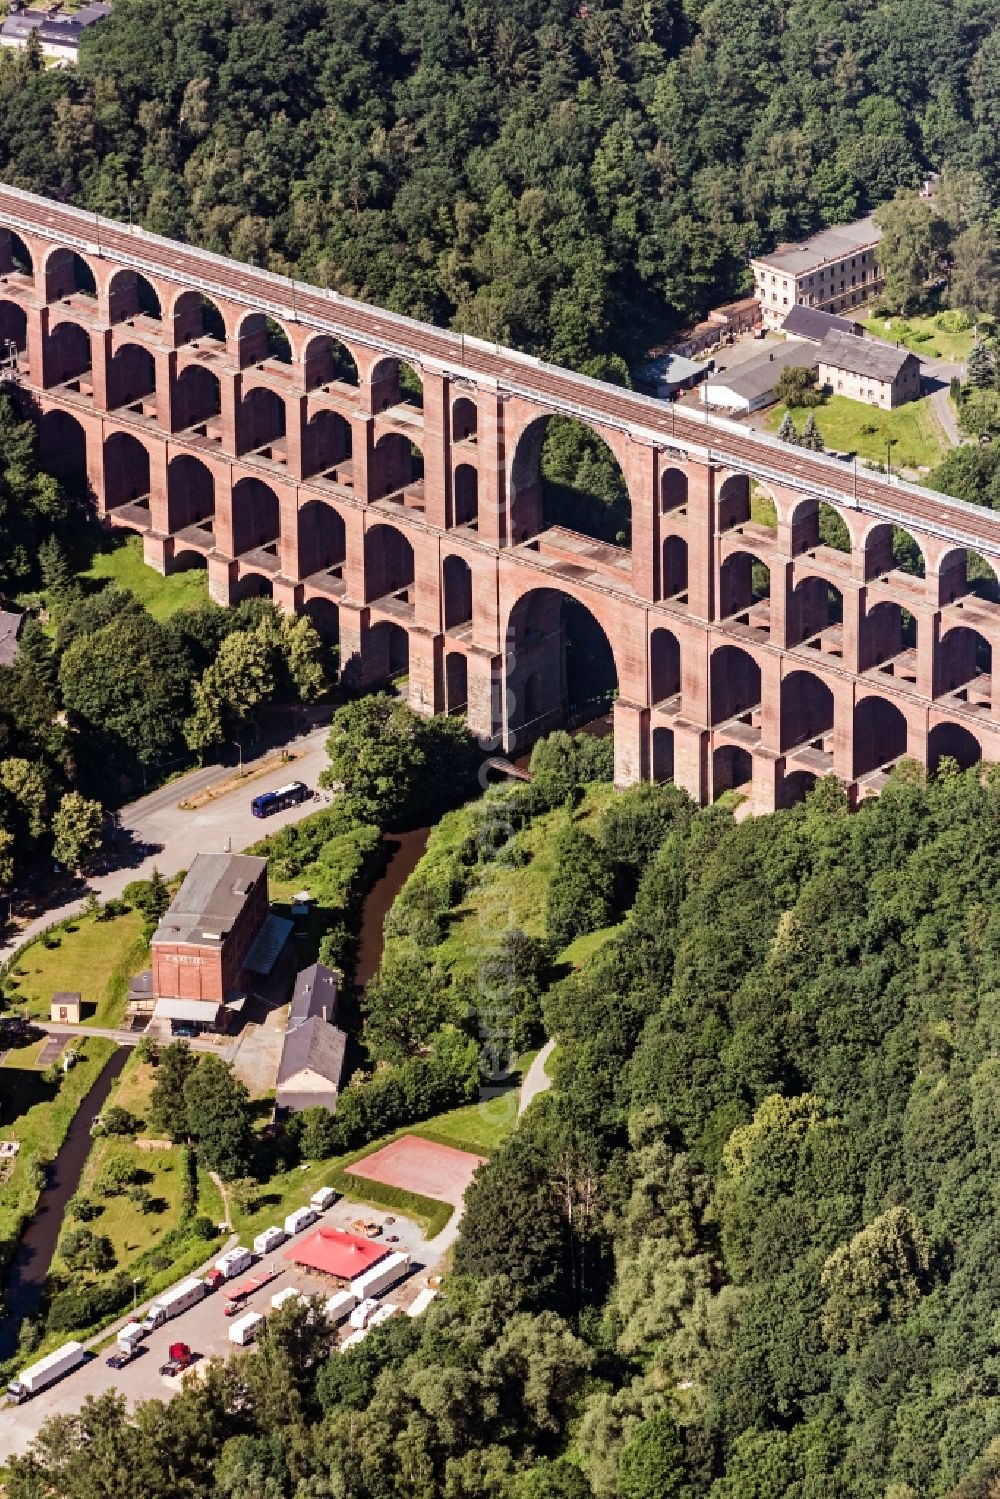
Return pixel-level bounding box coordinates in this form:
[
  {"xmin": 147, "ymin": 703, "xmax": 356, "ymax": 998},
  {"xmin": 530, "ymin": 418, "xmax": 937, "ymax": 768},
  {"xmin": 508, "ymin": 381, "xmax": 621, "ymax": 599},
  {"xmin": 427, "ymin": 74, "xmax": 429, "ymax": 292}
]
[
  {"xmin": 508, "ymin": 415, "xmax": 632, "ymax": 549},
  {"xmin": 504, "ymin": 586, "xmax": 619, "ymax": 753}
]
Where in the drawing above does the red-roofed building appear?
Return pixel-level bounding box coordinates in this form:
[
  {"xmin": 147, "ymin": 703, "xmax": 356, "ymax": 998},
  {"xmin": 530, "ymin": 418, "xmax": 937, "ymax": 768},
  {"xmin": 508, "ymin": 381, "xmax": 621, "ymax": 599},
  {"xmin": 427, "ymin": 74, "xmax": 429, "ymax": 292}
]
[{"xmin": 284, "ymin": 1227, "xmax": 389, "ymax": 1280}]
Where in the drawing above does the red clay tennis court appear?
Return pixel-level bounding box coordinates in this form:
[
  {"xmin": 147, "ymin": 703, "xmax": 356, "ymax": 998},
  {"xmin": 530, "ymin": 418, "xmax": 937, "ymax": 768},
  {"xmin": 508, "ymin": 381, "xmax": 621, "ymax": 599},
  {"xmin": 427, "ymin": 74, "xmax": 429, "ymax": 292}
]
[{"xmin": 345, "ymin": 1134, "xmax": 486, "ymax": 1207}]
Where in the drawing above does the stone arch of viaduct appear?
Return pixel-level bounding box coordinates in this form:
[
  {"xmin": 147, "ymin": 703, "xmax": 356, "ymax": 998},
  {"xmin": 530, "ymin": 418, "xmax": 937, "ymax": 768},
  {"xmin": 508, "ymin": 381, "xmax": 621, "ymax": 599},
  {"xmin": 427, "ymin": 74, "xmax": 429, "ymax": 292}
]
[{"xmin": 4, "ymin": 186, "xmax": 1000, "ymax": 812}]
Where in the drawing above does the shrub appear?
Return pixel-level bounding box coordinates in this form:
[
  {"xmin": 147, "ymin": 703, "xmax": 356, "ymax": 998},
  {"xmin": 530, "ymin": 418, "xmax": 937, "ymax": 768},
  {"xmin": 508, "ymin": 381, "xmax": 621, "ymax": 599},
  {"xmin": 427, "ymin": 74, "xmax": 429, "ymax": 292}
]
[
  {"xmin": 935, "ymin": 308, "xmax": 972, "ymax": 333},
  {"xmin": 58, "ymin": 1226, "xmax": 116, "ymax": 1273},
  {"xmin": 189, "ymin": 1214, "xmax": 217, "ymax": 1240},
  {"xmin": 47, "ymin": 1275, "xmax": 132, "ymax": 1333},
  {"xmin": 97, "ymin": 1105, "xmax": 138, "ymax": 1136},
  {"xmin": 178, "ymin": 1145, "xmax": 197, "ymax": 1217},
  {"xmin": 134, "ymin": 1036, "xmax": 159, "ymax": 1065},
  {"xmin": 66, "ymin": 1194, "xmax": 101, "ymax": 1222}
]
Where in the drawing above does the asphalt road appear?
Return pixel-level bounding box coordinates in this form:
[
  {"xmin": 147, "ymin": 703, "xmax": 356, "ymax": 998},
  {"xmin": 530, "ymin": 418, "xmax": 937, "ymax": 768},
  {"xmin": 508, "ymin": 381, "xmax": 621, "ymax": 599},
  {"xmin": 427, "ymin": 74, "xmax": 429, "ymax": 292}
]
[{"xmin": 1, "ymin": 726, "xmax": 334, "ymax": 964}]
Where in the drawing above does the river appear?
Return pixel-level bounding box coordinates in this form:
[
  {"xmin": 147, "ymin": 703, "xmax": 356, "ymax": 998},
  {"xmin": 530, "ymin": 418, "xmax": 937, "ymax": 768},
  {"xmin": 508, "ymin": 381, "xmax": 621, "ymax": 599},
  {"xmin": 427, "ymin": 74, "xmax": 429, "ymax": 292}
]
[
  {"xmin": 0, "ymin": 1047, "xmax": 129, "ymax": 1357},
  {"xmin": 354, "ymin": 827, "xmax": 432, "ymax": 988}
]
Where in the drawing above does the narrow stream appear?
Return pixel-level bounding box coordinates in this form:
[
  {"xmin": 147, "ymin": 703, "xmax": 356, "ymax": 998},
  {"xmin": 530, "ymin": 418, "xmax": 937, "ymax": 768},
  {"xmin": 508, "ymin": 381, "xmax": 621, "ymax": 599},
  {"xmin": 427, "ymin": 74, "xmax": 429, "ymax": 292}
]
[
  {"xmin": 354, "ymin": 827, "xmax": 432, "ymax": 989},
  {"xmin": 0, "ymin": 1047, "xmax": 129, "ymax": 1356}
]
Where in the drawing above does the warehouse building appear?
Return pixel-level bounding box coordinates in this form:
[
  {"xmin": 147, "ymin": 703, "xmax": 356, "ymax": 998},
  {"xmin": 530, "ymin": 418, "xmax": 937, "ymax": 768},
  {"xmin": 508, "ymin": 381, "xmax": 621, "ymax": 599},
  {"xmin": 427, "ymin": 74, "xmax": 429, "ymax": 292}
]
[
  {"xmin": 700, "ymin": 343, "xmax": 819, "ymax": 415},
  {"xmin": 150, "ymin": 853, "xmax": 271, "ymax": 1032}
]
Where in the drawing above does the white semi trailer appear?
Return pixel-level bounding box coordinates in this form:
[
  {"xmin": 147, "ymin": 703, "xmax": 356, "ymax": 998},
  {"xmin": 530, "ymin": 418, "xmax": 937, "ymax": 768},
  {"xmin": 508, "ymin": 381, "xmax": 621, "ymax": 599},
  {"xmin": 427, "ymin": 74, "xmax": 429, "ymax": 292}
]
[
  {"xmin": 350, "ymin": 1251, "xmax": 411, "ymax": 1302},
  {"xmin": 323, "ymin": 1290, "xmax": 358, "ymax": 1326},
  {"xmin": 8, "ymin": 1341, "xmax": 85, "ymax": 1403},
  {"xmin": 142, "ymin": 1276, "xmax": 206, "ymax": 1332}
]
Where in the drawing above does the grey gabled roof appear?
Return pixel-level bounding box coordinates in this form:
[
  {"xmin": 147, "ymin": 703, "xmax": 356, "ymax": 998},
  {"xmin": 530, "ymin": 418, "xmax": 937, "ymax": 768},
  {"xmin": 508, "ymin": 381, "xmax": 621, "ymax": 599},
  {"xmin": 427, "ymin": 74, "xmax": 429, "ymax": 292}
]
[
  {"xmin": 707, "ymin": 341, "xmax": 818, "ymax": 402},
  {"xmin": 817, "ymin": 329, "xmax": 916, "ymax": 382},
  {"xmin": 276, "ymin": 1015, "xmax": 348, "ymax": 1090},
  {"xmin": 782, "ymin": 305, "xmax": 862, "ymax": 343},
  {"xmin": 289, "ymin": 963, "xmax": 340, "ymax": 1029},
  {"xmin": 153, "ymin": 853, "xmax": 267, "ymax": 949},
  {"xmin": 0, "ymin": 609, "xmax": 24, "ymax": 666}
]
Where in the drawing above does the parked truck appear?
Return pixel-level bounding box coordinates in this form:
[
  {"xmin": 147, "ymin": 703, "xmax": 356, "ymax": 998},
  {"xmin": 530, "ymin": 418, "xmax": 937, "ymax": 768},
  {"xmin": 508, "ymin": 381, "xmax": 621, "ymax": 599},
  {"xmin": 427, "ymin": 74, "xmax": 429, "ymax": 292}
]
[
  {"xmin": 350, "ymin": 1251, "xmax": 412, "ymax": 1301},
  {"xmin": 224, "ymin": 1269, "xmax": 279, "ymax": 1315},
  {"xmin": 159, "ymin": 1341, "xmax": 196, "ymax": 1377},
  {"xmin": 118, "ymin": 1321, "xmax": 146, "ymax": 1350},
  {"xmin": 367, "ymin": 1303, "xmax": 400, "ymax": 1329},
  {"xmin": 205, "ymin": 1247, "xmax": 253, "ymax": 1291},
  {"xmin": 142, "ymin": 1276, "xmax": 206, "ymax": 1332},
  {"xmin": 407, "ymin": 1287, "xmax": 439, "ymax": 1318},
  {"xmin": 229, "ymin": 1311, "xmax": 264, "ymax": 1346},
  {"xmin": 270, "ymin": 1286, "xmax": 305, "ymax": 1312},
  {"xmin": 8, "ymin": 1342, "xmax": 85, "ymax": 1403},
  {"xmin": 348, "ymin": 1297, "xmax": 381, "ymax": 1331}
]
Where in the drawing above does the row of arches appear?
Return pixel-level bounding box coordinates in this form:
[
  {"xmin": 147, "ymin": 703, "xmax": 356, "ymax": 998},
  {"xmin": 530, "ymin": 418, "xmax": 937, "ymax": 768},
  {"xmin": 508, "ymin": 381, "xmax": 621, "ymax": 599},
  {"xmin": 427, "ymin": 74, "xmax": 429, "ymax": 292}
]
[
  {"xmin": 35, "ymin": 405, "xmax": 1000, "ymax": 722},
  {"xmin": 7, "ymin": 230, "xmax": 1000, "ymax": 601},
  {"xmin": 18, "ymin": 256, "xmax": 1000, "ymax": 601}
]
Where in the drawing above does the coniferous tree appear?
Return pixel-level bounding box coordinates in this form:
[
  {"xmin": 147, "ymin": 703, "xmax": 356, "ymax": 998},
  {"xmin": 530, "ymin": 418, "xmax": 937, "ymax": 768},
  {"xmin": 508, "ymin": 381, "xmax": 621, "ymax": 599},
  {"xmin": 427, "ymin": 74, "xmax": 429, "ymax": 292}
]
[
  {"xmin": 967, "ymin": 340, "xmax": 996, "ymax": 389},
  {"xmin": 800, "ymin": 412, "xmax": 825, "ymax": 451},
  {"xmin": 777, "ymin": 411, "xmax": 798, "ymax": 444}
]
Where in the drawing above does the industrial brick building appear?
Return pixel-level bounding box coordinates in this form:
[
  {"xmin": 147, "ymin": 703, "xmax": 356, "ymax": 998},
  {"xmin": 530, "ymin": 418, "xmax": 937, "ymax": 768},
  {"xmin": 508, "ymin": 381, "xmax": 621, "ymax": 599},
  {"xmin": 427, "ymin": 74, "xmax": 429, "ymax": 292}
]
[{"xmin": 150, "ymin": 853, "xmax": 269, "ymax": 1030}]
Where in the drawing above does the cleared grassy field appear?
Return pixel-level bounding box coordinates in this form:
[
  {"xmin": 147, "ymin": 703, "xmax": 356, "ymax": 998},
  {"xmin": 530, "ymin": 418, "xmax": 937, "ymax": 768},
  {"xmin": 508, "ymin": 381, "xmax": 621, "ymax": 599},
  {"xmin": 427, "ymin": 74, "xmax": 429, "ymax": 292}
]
[
  {"xmin": 5, "ymin": 909, "xmax": 149, "ymax": 1028},
  {"xmin": 54, "ymin": 1133, "xmax": 187, "ymax": 1273},
  {"xmin": 434, "ymin": 781, "xmax": 617, "ymax": 978},
  {"xmin": 766, "ymin": 393, "xmax": 948, "ymax": 473},
  {"xmin": 82, "ymin": 535, "xmax": 210, "ymax": 618}
]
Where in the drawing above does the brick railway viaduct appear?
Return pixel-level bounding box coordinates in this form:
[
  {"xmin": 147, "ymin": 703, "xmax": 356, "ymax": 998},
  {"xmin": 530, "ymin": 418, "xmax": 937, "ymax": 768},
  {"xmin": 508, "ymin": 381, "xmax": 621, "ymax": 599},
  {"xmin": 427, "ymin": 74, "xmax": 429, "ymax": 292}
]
[{"xmin": 2, "ymin": 183, "xmax": 1000, "ymax": 812}]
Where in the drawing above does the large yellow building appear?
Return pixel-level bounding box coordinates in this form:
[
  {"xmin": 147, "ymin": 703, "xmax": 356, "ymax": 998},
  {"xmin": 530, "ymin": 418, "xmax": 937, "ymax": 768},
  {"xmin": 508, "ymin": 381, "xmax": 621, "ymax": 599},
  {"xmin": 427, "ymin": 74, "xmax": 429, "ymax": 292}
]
[{"xmin": 751, "ymin": 217, "xmax": 883, "ymax": 329}]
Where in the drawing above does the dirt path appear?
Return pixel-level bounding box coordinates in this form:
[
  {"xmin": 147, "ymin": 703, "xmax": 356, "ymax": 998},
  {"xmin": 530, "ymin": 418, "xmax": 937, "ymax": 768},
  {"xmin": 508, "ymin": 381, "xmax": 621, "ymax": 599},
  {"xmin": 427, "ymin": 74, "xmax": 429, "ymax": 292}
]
[{"xmin": 518, "ymin": 1039, "xmax": 555, "ymax": 1116}]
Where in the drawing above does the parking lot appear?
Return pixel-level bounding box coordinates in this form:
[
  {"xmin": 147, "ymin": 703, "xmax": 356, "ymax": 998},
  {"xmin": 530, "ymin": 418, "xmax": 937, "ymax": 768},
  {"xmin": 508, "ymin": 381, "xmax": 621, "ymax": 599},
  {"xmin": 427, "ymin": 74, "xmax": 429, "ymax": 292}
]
[{"xmin": 0, "ymin": 1194, "xmax": 438, "ymax": 1461}]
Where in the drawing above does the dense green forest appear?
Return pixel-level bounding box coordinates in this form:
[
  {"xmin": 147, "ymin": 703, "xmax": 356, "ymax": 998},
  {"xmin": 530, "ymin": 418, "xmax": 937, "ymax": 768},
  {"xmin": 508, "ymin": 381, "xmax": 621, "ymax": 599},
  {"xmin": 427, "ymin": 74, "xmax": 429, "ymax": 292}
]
[
  {"xmin": 12, "ymin": 759, "xmax": 1000, "ymax": 1497},
  {"xmin": 2, "ymin": 0, "xmax": 998, "ymax": 364}
]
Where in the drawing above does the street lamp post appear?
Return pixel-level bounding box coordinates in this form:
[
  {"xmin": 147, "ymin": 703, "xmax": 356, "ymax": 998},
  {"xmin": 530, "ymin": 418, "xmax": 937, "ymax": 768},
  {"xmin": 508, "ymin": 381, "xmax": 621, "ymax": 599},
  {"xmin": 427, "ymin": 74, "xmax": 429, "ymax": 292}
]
[
  {"xmin": 232, "ymin": 738, "xmax": 244, "ymax": 777},
  {"xmin": 132, "ymin": 1278, "xmax": 139, "ymax": 1313}
]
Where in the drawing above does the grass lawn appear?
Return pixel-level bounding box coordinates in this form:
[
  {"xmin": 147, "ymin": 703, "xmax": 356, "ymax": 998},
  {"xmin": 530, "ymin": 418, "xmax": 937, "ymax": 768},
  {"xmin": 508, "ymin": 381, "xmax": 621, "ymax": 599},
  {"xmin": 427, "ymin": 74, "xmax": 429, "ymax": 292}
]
[
  {"xmin": 0, "ymin": 1038, "xmax": 116, "ymax": 1266},
  {"xmin": 5, "ymin": 909, "xmax": 149, "ymax": 1029},
  {"xmin": 766, "ymin": 393, "xmax": 948, "ymax": 473},
  {"xmin": 56, "ymin": 1132, "xmax": 187, "ymax": 1274},
  {"xmin": 82, "ymin": 535, "xmax": 210, "ymax": 618},
  {"xmin": 412, "ymin": 1049, "xmax": 537, "ymax": 1156},
  {"xmin": 859, "ymin": 313, "xmax": 981, "ymax": 363},
  {"xmin": 433, "ymin": 782, "xmax": 617, "ymax": 979}
]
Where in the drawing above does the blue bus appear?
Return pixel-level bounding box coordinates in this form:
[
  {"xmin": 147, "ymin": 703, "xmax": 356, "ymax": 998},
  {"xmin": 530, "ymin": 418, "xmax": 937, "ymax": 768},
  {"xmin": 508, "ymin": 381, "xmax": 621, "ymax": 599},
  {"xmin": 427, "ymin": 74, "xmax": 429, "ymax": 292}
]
[{"xmin": 251, "ymin": 781, "xmax": 310, "ymax": 818}]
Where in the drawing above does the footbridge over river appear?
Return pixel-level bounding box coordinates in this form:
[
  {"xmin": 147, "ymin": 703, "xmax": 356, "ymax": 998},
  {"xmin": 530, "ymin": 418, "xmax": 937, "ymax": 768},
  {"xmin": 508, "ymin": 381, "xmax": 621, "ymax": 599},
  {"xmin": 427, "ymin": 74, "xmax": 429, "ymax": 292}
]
[{"xmin": 2, "ymin": 183, "xmax": 999, "ymax": 810}]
